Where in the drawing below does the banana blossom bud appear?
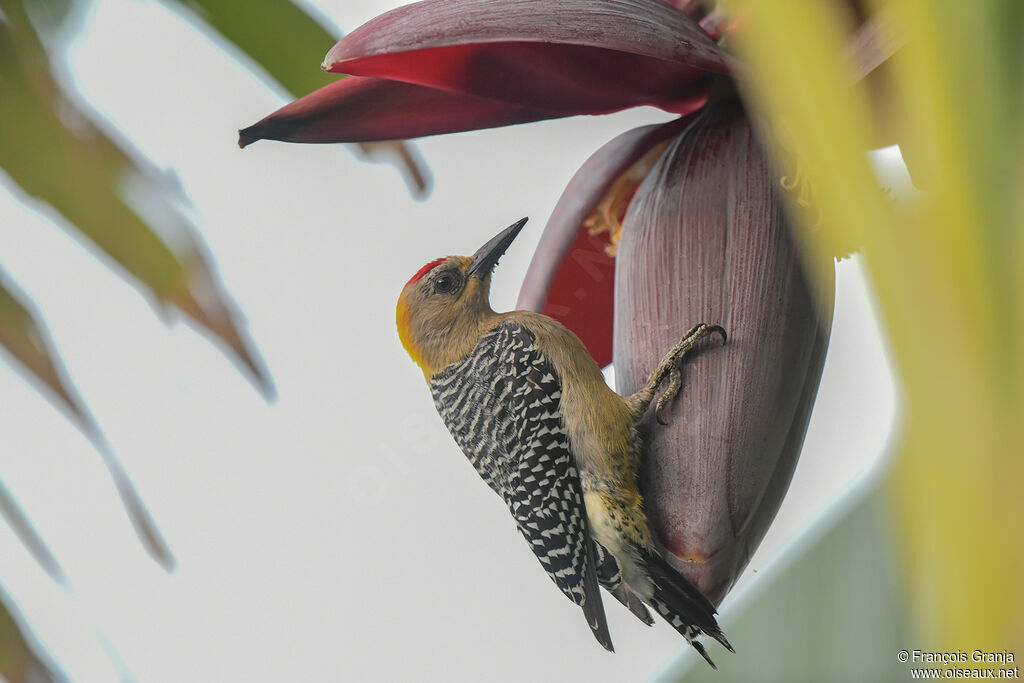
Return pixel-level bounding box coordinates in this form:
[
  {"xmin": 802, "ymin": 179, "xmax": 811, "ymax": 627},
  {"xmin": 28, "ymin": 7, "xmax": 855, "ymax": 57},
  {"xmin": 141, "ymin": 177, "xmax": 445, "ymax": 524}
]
[
  {"xmin": 616, "ymin": 103, "xmax": 834, "ymax": 603},
  {"xmin": 521, "ymin": 102, "xmax": 834, "ymax": 604}
]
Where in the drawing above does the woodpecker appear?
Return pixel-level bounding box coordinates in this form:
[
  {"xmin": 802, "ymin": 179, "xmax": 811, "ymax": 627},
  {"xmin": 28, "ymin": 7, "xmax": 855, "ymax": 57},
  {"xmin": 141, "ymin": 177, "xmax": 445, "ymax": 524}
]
[{"xmin": 396, "ymin": 218, "xmax": 733, "ymax": 667}]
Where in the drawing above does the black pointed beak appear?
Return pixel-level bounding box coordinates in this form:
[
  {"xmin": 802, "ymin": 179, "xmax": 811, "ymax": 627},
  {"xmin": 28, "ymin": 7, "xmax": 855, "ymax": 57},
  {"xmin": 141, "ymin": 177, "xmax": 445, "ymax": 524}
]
[{"xmin": 466, "ymin": 217, "xmax": 528, "ymax": 279}]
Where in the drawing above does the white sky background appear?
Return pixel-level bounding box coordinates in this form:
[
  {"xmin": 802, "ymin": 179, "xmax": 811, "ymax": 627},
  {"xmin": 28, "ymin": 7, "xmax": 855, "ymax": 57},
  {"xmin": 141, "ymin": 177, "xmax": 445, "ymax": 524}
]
[{"xmin": 0, "ymin": 1, "xmax": 899, "ymax": 681}]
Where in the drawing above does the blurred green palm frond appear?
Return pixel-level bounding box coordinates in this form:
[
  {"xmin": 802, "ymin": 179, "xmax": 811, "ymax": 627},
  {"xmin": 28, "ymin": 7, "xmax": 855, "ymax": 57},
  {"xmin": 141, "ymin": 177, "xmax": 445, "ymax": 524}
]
[
  {"xmin": 0, "ymin": 269, "xmax": 91, "ymax": 435},
  {"xmin": 1, "ymin": 592, "xmax": 60, "ymax": 683},
  {"xmin": 0, "ymin": 0, "xmax": 427, "ymax": 677},
  {"xmin": 662, "ymin": 0, "xmax": 1023, "ymax": 677}
]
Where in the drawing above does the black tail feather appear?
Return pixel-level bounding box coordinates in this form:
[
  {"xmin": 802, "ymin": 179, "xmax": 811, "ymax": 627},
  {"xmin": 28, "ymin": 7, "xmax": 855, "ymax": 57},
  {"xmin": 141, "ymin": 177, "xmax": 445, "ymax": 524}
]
[
  {"xmin": 593, "ymin": 540, "xmax": 655, "ymax": 626},
  {"xmin": 644, "ymin": 551, "xmax": 718, "ymax": 621},
  {"xmin": 643, "ymin": 550, "xmax": 734, "ymax": 665},
  {"xmin": 610, "ymin": 583, "xmax": 655, "ymax": 626},
  {"xmin": 582, "ymin": 536, "xmax": 615, "ymax": 652},
  {"xmin": 690, "ymin": 639, "xmax": 718, "ymax": 670}
]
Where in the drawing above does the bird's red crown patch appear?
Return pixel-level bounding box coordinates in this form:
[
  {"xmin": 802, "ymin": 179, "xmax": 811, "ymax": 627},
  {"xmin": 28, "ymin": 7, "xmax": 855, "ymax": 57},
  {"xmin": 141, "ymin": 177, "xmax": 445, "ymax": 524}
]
[{"xmin": 405, "ymin": 258, "xmax": 445, "ymax": 288}]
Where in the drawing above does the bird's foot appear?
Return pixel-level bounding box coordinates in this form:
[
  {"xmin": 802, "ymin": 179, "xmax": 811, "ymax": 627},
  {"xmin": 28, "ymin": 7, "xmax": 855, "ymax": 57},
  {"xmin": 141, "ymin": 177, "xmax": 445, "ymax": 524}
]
[{"xmin": 632, "ymin": 323, "xmax": 727, "ymax": 425}]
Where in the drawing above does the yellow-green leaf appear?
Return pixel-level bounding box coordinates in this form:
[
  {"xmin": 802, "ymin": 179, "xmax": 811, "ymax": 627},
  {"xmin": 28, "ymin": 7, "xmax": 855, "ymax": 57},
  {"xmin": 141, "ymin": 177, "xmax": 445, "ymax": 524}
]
[
  {"xmin": 0, "ymin": 272, "xmax": 174, "ymax": 568},
  {"xmin": 0, "ymin": 271, "xmax": 91, "ymax": 432},
  {"xmin": 167, "ymin": 0, "xmax": 339, "ymax": 98},
  {"xmin": 0, "ymin": 5, "xmax": 272, "ymax": 393},
  {"xmin": 0, "ymin": 592, "xmax": 60, "ymax": 683},
  {"xmin": 725, "ymin": 0, "xmax": 1024, "ymax": 658},
  {"xmin": 0, "ymin": 479, "xmax": 64, "ymax": 582}
]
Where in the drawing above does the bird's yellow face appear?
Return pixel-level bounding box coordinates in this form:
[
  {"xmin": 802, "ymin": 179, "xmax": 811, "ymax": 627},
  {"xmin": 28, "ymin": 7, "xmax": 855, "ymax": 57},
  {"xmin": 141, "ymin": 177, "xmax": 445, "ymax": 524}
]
[
  {"xmin": 397, "ymin": 255, "xmax": 488, "ymax": 373},
  {"xmin": 396, "ymin": 218, "xmax": 528, "ymax": 377}
]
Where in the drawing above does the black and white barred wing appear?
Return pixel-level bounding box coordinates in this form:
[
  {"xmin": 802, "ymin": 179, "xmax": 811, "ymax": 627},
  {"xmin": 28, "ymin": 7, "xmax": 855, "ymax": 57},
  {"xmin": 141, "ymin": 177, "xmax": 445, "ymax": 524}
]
[
  {"xmin": 430, "ymin": 328, "xmax": 513, "ymax": 497},
  {"xmin": 430, "ymin": 322, "xmax": 612, "ymax": 650},
  {"xmin": 498, "ymin": 324, "xmax": 611, "ymax": 649}
]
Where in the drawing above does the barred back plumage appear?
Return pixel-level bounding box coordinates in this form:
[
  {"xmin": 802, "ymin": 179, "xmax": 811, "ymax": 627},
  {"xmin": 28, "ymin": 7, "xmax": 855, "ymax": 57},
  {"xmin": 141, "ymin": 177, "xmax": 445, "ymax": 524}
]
[{"xmin": 429, "ymin": 320, "xmax": 613, "ymax": 650}]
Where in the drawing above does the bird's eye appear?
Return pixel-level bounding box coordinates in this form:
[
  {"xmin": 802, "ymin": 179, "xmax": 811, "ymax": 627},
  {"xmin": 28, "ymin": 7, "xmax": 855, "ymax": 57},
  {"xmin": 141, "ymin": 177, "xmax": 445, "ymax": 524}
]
[{"xmin": 434, "ymin": 271, "xmax": 461, "ymax": 295}]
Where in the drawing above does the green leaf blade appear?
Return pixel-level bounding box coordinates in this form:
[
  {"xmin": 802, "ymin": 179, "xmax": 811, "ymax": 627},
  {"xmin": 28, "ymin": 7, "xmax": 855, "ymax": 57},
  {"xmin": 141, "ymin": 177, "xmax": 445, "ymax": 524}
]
[
  {"xmin": 168, "ymin": 0, "xmax": 338, "ymax": 98},
  {"xmin": 0, "ymin": 12, "xmax": 271, "ymax": 393}
]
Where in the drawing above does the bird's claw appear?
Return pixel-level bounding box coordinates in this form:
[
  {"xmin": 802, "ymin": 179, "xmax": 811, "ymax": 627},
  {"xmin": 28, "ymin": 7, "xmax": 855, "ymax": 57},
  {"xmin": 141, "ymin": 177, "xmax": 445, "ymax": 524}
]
[
  {"xmin": 649, "ymin": 323, "xmax": 727, "ymax": 425},
  {"xmin": 655, "ymin": 366, "xmax": 682, "ymax": 425}
]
